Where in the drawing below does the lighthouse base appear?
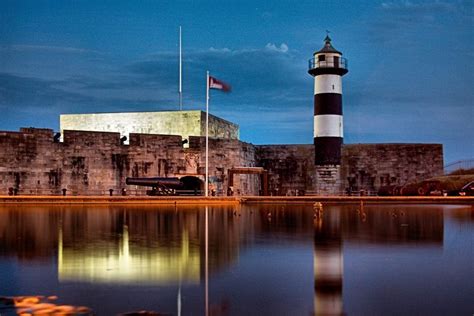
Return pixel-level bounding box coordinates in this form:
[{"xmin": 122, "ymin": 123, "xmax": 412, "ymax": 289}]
[{"xmin": 315, "ymin": 165, "xmax": 343, "ymax": 196}]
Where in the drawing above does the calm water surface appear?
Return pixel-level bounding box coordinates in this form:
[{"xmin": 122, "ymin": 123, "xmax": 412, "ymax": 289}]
[{"xmin": 0, "ymin": 204, "xmax": 473, "ymax": 315}]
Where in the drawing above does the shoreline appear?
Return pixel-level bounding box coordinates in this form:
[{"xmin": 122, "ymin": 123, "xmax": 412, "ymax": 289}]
[{"xmin": 0, "ymin": 195, "xmax": 473, "ymax": 205}]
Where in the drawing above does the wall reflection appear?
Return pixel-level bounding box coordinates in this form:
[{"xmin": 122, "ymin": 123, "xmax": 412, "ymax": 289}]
[
  {"xmin": 312, "ymin": 204, "xmax": 445, "ymax": 315},
  {"xmin": 0, "ymin": 206, "xmax": 61, "ymax": 260},
  {"xmin": 0, "ymin": 202, "xmax": 452, "ymax": 311},
  {"xmin": 0, "ymin": 205, "xmax": 244, "ymax": 285}
]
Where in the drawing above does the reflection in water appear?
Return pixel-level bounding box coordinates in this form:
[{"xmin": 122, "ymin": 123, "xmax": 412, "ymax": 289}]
[
  {"xmin": 58, "ymin": 224, "xmax": 201, "ymax": 284},
  {"xmin": 57, "ymin": 206, "xmax": 242, "ymax": 285},
  {"xmin": 0, "ymin": 206, "xmax": 244, "ymax": 285},
  {"xmin": 0, "ymin": 295, "xmax": 93, "ymax": 315},
  {"xmin": 0, "ymin": 207, "xmax": 60, "ymax": 260},
  {"xmin": 314, "ymin": 205, "xmax": 343, "ymax": 316},
  {"xmin": 0, "ymin": 204, "xmax": 472, "ymax": 315},
  {"xmin": 312, "ymin": 204, "xmax": 448, "ymax": 315},
  {"xmin": 341, "ymin": 204, "xmax": 444, "ymax": 245}
]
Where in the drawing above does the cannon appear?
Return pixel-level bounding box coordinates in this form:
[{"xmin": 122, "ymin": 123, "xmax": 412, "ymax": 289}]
[
  {"xmin": 377, "ymin": 185, "xmax": 397, "ymax": 196},
  {"xmin": 126, "ymin": 177, "xmax": 184, "ymax": 196}
]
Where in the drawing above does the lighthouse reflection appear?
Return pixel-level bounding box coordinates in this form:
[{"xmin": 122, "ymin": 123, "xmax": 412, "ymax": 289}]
[
  {"xmin": 314, "ymin": 206, "xmax": 343, "ymax": 316},
  {"xmin": 313, "ymin": 204, "xmax": 445, "ymax": 315}
]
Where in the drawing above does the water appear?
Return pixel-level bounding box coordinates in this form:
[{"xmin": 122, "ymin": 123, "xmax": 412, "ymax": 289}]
[{"xmin": 0, "ymin": 204, "xmax": 473, "ymax": 315}]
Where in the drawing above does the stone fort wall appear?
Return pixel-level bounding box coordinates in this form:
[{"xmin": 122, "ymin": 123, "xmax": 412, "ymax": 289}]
[
  {"xmin": 257, "ymin": 143, "xmax": 443, "ymax": 195},
  {"xmin": 0, "ymin": 128, "xmax": 443, "ymax": 196},
  {"xmin": 0, "ymin": 128, "xmax": 256, "ymax": 196}
]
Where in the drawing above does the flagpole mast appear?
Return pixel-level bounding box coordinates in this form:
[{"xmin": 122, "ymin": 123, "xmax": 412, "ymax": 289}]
[
  {"xmin": 179, "ymin": 26, "xmax": 183, "ymax": 111},
  {"xmin": 205, "ymin": 70, "xmax": 209, "ymax": 197},
  {"xmin": 205, "ymin": 205, "xmax": 209, "ymax": 316}
]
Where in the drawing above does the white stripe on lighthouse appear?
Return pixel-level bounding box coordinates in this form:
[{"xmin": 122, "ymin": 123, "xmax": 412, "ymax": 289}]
[
  {"xmin": 314, "ymin": 75, "xmax": 342, "ymax": 94},
  {"xmin": 314, "ymin": 115, "xmax": 343, "ymax": 138}
]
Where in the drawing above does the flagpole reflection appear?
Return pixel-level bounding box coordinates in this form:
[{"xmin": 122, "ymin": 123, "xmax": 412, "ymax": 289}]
[{"xmin": 177, "ymin": 286, "xmax": 181, "ymax": 316}]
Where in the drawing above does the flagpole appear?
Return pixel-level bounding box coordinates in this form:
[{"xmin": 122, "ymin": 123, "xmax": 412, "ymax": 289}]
[
  {"xmin": 179, "ymin": 26, "xmax": 183, "ymax": 111},
  {"xmin": 205, "ymin": 70, "xmax": 209, "ymax": 197},
  {"xmin": 205, "ymin": 205, "xmax": 209, "ymax": 316}
]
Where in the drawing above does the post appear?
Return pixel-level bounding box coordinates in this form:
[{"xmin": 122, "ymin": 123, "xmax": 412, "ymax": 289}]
[
  {"xmin": 205, "ymin": 71, "xmax": 209, "ymax": 197},
  {"xmin": 205, "ymin": 206, "xmax": 209, "ymax": 316},
  {"xmin": 262, "ymin": 171, "xmax": 269, "ymax": 196},
  {"xmin": 179, "ymin": 26, "xmax": 183, "ymax": 110}
]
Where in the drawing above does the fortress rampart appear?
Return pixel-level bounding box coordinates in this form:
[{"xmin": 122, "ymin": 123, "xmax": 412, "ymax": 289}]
[
  {"xmin": 0, "ymin": 128, "xmax": 442, "ymax": 196},
  {"xmin": 257, "ymin": 143, "xmax": 443, "ymax": 195}
]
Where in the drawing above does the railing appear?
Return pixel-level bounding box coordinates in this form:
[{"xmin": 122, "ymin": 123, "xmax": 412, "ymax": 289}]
[
  {"xmin": 1, "ymin": 187, "xmax": 207, "ymax": 197},
  {"xmin": 1, "ymin": 188, "xmax": 151, "ymax": 196},
  {"xmin": 304, "ymin": 190, "xmax": 377, "ymax": 196},
  {"xmin": 308, "ymin": 57, "xmax": 348, "ymax": 70},
  {"xmin": 444, "ymin": 159, "xmax": 474, "ymax": 174}
]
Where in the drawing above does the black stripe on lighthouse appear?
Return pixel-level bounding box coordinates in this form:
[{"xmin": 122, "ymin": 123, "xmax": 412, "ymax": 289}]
[{"xmin": 314, "ymin": 94, "xmax": 342, "ymax": 115}]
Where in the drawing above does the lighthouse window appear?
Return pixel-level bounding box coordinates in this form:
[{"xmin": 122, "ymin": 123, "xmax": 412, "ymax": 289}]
[{"xmin": 318, "ymin": 55, "xmax": 325, "ymax": 62}]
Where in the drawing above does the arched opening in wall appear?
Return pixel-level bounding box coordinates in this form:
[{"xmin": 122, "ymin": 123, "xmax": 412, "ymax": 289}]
[{"xmin": 179, "ymin": 176, "xmax": 204, "ymax": 194}]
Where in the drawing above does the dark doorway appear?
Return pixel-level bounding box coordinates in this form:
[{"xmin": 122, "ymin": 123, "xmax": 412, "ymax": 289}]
[{"xmin": 227, "ymin": 167, "xmax": 269, "ymax": 196}]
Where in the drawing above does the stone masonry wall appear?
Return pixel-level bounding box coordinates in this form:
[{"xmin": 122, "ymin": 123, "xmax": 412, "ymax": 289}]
[
  {"xmin": 189, "ymin": 137, "xmax": 259, "ymax": 195},
  {"xmin": 256, "ymin": 145, "xmax": 315, "ymax": 195},
  {"xmin": 0, "ymin": 128, "xmax": 255, "ymax": 196},
  {"xmin": 0, "ymin": 128, "xmax": 443, "ymax": 196},
  {"xmin": 256, "ymin": 143, "xmax": 443, "ymax": 195},
  {"xmin": 341, "ymin": 143, "xmax": 444, "ymax": 193},
  {"xmin": 314, "ymin": 166, "xmax": 343, "ymax": 195}
]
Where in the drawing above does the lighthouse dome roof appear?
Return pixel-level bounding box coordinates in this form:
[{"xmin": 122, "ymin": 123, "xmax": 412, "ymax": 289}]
[{"xmin": 315, "ymin": 35, "xmax": 342, "ymax": 55}]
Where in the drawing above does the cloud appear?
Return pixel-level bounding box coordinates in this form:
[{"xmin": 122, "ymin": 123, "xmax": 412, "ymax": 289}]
[
  {"xmin": 127, "ymin": 43, "xmax": 305, "ymax": 101},
  {"xmin": 0, "ymin": 72, "xmax": 178, "ymax": 131},
  {"xmin": 122, "ymin": 43, "xmax": 313, "ymax": 142},
  {"xmin": 366, "ymin": 0, "xmax": 468, "ymax": 44},
  {"xmin": 209, "ymin": 47, "xmax": 232, "ymax": 53},
  {"xmin": 0, "ymin": 44, "xmax": 101, "ymax": 55},
  {"xmin": 0, "ymin": 73, "xmax": 86, "ymax": 110},
  {"xmin": 380, "ymin": 1, "xmax": 456, "ymax": 13},
  {"xmin": 0, "ymin": 41, "xmax": 312, "ymax": 136},
  {"xmin": 264, "ymin": 43, "xmax": 289, "ymax": 53},
  {"xmin": 0, "ymin": 72, "xmax": 175, "ymax": 115}
]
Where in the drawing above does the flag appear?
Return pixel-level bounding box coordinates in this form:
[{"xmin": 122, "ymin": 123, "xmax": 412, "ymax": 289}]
[{"xmin": 209, "ymin": 76, "xmax": 231, "ymax": 92}]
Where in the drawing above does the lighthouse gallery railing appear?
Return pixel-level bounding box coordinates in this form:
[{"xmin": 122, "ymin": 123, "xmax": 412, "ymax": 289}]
[{"xmin": 308, "ymin": 57, "xmax": 348, "ymax": 70}]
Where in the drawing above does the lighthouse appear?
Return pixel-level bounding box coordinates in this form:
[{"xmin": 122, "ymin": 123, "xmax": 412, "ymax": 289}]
[{"xmin": 308, "ymin": 35, "xmax": 348, "ymax": 194}]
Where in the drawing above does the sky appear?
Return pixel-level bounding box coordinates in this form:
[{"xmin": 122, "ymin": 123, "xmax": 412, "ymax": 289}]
[{"xmin": 0, "ymin": 0, "xmax": 472, "ymax": 164}]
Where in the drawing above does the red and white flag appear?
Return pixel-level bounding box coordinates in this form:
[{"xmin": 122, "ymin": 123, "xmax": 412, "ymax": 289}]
[{"xmin": 209, "ymin": 76, "xmax": 231, "ymax": 92}]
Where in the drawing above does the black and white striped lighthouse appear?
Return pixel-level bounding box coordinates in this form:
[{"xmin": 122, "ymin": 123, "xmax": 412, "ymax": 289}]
[{"xmin": 308, "ymin": 35, "xmax": 348, "ymax": 166}]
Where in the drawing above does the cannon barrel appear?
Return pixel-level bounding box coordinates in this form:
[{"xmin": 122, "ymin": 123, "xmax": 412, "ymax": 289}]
[{"xmin": 125, "ymin": 177, "xmax": 184, "ymax": 189}]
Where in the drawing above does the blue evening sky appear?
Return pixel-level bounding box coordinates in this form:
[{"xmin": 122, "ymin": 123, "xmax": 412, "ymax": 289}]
[{"xmin": 0, "ymin": 0, "xmax": 472, "ymax": 163}]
